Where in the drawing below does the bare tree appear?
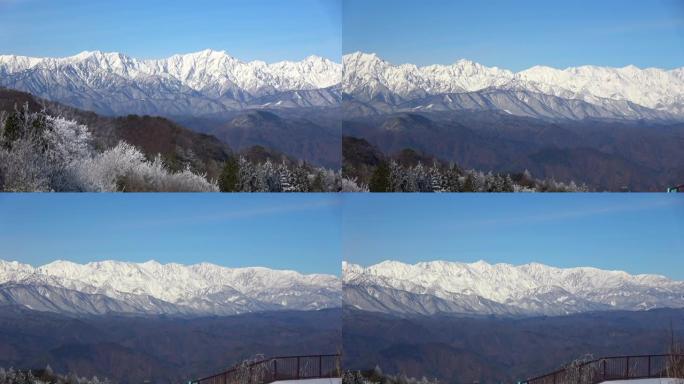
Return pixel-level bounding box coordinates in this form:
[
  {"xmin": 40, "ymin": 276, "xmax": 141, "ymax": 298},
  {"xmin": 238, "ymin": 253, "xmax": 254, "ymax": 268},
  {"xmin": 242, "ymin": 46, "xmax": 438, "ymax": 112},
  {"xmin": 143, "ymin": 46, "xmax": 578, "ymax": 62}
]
[
  {"xmin": 667, "ymin": 321, "xmax": 684, "ymax": 380},
  {"xmin": 561, "ymin": 355, "xmax": 596, "ymax": 384}
]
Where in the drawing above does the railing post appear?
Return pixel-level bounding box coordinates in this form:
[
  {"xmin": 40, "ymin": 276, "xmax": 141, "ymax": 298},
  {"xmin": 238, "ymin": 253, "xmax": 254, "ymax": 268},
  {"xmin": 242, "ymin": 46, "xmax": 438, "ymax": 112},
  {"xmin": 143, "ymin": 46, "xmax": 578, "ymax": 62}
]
[
  {"xmin": 274, "ymin": 360, "xmax": 278, "ymax": 381},
  {"xmin": 297, "ymin": 356, "xmax": 300, "ymax": 380},
  {"xmin": 625, "ymin": 357, "xmax": 630, "ymax": 378},
  {"xmin": 319, "ymin": 355, "xmax": 322, "ymax": 377},
  {"xmin": 602, "ymin": 360, "xmax": 606, "ymax": 381},
  {"xmin": 648, "ymin": 355, "xmax": 651, "ymax": 377},
  {"xmin": 553, "ymin": 371, "xmax": 556, "ymax": 384}
]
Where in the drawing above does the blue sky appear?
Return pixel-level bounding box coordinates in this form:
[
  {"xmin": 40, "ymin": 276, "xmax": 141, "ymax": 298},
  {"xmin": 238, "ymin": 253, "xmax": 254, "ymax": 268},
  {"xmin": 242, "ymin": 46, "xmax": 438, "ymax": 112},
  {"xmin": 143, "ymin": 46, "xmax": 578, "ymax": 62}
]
[
  {"xmin": 0, "ymin": 194, "xmax": 342, "ymax": 275},
  {"xmin": 0, "ymin": 0, "xmax": 342, "ymax": 62},
  {"xmin": 342, "ymin": 194, "xmax": 684, "ymax": 279},
  {"xmin": 343, "ymin": 0, "xmax": 684, "ymax": 70}
]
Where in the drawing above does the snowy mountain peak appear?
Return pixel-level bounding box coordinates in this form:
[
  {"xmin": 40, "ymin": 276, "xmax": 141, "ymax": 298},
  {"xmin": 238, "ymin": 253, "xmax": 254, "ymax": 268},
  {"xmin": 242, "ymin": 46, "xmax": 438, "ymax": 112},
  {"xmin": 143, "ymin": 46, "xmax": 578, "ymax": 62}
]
[
  {"xmin": 0, "ymin": 50, "xmax": 342, "ymax": 116},
  {"xmin": 73, "ymin": 50, "xmax": 103, "ymax": 59},
  {"xmin": 344, "ymin": 51, "xmax": 383, "ymax": 64},
  {"xmin": 0, "ymin": 259, "xmax": 341, "ymax": 316},
  {"xmin": 344, "ymin": 259, "xmax": 684, "ymax": 316},
  {"xmin": 343, "ymin": 52, "xmax": 684, "ymax": 119}
]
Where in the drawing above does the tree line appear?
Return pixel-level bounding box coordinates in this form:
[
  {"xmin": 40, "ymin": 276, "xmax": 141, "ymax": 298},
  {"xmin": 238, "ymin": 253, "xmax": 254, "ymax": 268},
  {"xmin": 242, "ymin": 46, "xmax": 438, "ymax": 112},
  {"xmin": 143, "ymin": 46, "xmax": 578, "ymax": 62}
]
[
  {"xmin": 0, "ymin": 104, "xmax": 342, "ymax": 192},
  {"xmin": 345, "ymin": 160, "xmax": 587, "ymax": 192}
]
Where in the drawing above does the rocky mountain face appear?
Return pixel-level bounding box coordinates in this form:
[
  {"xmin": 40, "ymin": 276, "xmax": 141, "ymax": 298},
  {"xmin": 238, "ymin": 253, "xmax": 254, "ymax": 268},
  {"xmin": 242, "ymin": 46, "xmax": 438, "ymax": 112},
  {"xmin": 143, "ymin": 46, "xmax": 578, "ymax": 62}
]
[
  {"xmin": 343, "ymin": 260, "xmax": 684, "ymax": 316},
  {"xmin": 343, "ymin": 52, "xmax": 684, "ymax": 121},
  {"xmin": 0, "ymin": 259, "xmax": 341, "ymax": 316},
  {"xmin": 0, "ymin": 50, "xmax": 341, "ymax": 116}
]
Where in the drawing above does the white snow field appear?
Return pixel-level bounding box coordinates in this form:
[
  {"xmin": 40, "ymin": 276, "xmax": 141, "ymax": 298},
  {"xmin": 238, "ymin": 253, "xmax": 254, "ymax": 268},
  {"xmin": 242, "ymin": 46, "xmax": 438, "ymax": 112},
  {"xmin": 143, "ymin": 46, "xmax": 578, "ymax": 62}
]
[
  {"xmin": 597, "ymin": 379, "xmax": 684, "ymax": 384},
  {"xmin": 272, "ymin": 379, "xmax": 341, "ymax": 384}
]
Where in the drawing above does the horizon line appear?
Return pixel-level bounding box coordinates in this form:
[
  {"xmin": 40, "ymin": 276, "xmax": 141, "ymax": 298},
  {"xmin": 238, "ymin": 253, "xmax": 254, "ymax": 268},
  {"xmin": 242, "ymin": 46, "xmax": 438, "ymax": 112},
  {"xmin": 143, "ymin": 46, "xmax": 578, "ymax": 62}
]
[
  {"xmin": 0, "ymin": 258, "xmax": 339, "ymax": 277},
  {"xmin": 342, "ymin": 51, "xmax": 683, "ymax": 72},
  {"xmin": 0, "ymin": 48, "xmax": 341, "ymax": 65},
  {"xmin": 343, "ymin": 259, "xmax": 675, "ymax": 279}
]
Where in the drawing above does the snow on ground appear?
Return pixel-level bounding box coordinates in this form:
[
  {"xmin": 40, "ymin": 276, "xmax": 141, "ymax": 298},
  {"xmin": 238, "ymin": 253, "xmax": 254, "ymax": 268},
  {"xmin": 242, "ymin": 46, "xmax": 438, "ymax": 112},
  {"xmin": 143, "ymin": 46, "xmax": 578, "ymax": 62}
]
[
  {"xmin": 272, "ymin": 379, "xmax": 341, "ymax": 384},
  {"xmin": 598, "ymin": 379, "xmax": 684, "ymax": 384}
]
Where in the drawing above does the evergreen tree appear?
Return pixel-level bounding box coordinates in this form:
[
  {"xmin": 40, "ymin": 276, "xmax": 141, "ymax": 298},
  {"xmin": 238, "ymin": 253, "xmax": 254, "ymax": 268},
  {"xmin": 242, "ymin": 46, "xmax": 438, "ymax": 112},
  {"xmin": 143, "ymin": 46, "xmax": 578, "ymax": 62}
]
[
  {"xmin": 369, "ymin": 160, "xmax": 391, "ymax": 192},
  {"xmin": 503, "ymin": 174, "xmax": 515, "ymax": 192},
  {"xmin": 310, "ymin": 171, "xmax": 324, "ymax": 192},
  {"xmin": 218, "ymin": 156, "xmax": 239, "ymax": 192},
  {"xmin": 463, "ymin": 173, "xmax": 475, "ymax": 192},
  {"xmin": 2, "ymin": 111, "xmax": 21, "ymax": 148}
]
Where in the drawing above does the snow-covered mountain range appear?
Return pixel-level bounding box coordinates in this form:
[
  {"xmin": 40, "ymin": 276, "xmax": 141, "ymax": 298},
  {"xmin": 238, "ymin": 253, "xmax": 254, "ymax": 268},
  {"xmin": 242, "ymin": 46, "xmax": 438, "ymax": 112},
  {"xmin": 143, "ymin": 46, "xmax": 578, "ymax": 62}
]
[
  {"xmin": 0, "ymin": 50, "xmax": 341, "ymax": 116},
  {"xmin": 3, "ymin": 50, "xmax": 679, "ymax": 121},
  {"xmin": 0, "ymin": 259, "xmax": 341, "ymax": 316},
  {"xmin": 343, "ymin": 260, "xmax": 684, "ymax": 317},
  {"xmin": 343, "ymin": 52, "xmax": 684, "ymax": 121}
]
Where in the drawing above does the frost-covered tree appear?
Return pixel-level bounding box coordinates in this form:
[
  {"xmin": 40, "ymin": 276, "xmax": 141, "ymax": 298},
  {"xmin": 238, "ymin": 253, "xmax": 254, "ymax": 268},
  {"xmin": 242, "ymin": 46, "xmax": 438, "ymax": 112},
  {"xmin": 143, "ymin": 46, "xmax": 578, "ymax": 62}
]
[
  {"xmin": 0, "ymin": 366, "xmax": 112, "ymax": 384},
  {"xmin": 0, "ymin": 108, "xmax": 218, "ymax": 192},
  {"xmin": 360, "ymin": 158, "xmax": 588, "ymax": 193},
  {"xmin": 73, "ymin": 143, "xmax": 217, "ymax": 192},
  {"xmin": 342, "ymin": 177, "xmax": 368, "ymax": 192},
  {"xmin": 342, "ymin": 368, "xmax": 439, "ymax": 384},
  {"xmin": 229, "ymin": 156, "xmax": 340, "ymax": 192}
]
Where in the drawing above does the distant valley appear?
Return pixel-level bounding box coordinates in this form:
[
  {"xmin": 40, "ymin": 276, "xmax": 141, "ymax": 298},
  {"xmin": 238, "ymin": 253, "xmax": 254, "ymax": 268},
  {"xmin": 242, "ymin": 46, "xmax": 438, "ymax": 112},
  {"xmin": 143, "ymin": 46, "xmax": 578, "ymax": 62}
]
[
  {"xmin": 343, "ymin": 308, "xmax": 684, "ymax": 384},
  {"xmin": 0, "ymin": 306, "xmax": 341, "ymax": 384},
  {"xmin": 342, "ymin": 53, "xmax": 684, "ymax": 191},
  {"xmin": 343, "ymin": 260, "xmax": 684, "ymax": 383}
]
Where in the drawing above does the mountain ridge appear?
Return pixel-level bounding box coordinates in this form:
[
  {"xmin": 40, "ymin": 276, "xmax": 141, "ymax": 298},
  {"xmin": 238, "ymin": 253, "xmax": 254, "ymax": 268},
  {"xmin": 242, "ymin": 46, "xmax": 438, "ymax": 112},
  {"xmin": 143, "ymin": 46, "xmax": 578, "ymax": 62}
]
[
  {"xmin": 343, "ymin": 52, "xmax": 684, "ymax": 120},
  {"xmin": 0, "ymin": 259, "xmax": 341, "ymax": 317},
  {"xmin": 0, "ymin": 50, "xmax": 342, "ymax": 116},
  {"xmin": 343, "ymin": 260, "xmax": 684, "ymax": 316}
]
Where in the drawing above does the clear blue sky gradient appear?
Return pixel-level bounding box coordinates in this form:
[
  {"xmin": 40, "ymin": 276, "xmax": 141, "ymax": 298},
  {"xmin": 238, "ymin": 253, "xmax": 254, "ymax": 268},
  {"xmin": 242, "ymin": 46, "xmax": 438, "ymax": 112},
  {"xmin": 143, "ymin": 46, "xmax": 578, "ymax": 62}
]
[
  {"xmin": 0, "ymin": 0, "xmax": 342, "ymax": 62},
  {"xmin": 343, "ymin": 0, "xmax": 684, "ymax": 70},
  {"xmin": 342, "ymin": 194, "xmax": 684, "ymax": 280},
  {"xmin": 0, "ymin": 194, "xmax": 342, "ymax": 275}
]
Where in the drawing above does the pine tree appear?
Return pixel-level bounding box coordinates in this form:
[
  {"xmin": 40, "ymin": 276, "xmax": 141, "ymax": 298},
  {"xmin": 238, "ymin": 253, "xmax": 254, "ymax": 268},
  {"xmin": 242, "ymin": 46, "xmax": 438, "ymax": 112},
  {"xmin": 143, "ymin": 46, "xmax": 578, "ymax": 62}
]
[
  {"xmin": 2, "ymin": 111, "xmax": 21, "ymax": 149},
  {"xmin": 218, "ymin": 156, "xmax": 239, "ymax": 192},
  {"xmin": 369, "ymin": 160, "xmax": 391, "ymax": 192},
  {"xmin": 463, "ymin": 173, "xmax": 475, "ymax": 192},
  {"xmin": 503, "ymin": 174, "xmax": 515, "ymax": 192},
  {"xmin": 429, "ymin": 161, "xmax": 443, "ymax": 192},
  {"xmin": 310, "ymin": 171, "xmax": 324, "ymax": 192}
]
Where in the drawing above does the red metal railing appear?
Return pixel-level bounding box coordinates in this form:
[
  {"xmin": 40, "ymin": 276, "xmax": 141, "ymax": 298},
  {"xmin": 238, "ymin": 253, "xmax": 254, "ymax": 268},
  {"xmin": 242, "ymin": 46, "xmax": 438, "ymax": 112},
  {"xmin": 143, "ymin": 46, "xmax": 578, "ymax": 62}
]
[
  {"xmin": 191, "ymin": 354, "xmax": 341, "ymax": 384},
  {"xmin": 523, "ymin": 354, "xmax": 684, "ymax": 384}
]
